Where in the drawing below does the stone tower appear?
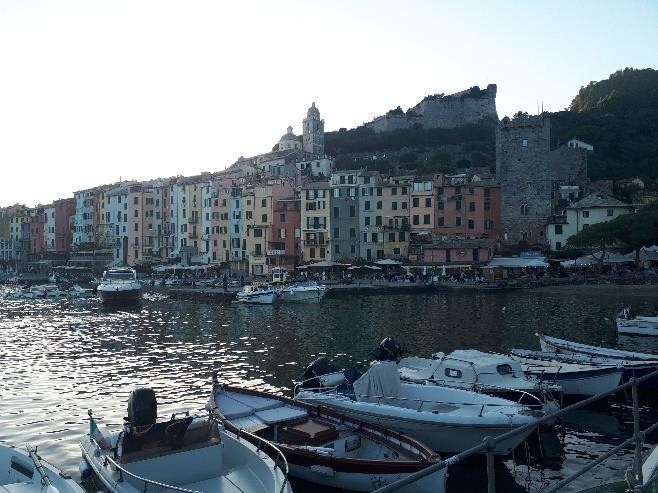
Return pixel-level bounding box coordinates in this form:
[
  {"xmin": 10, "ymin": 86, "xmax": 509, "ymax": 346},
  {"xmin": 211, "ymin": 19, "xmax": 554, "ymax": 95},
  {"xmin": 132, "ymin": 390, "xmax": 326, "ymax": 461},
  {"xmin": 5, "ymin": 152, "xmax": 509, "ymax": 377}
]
[
  {"xmin": 303, "ymin": 102, "xmax": 324, "ymax": 156},
  {"xmin": 496, "ymin": 115, "xmax": 552, "ymax": 245}
]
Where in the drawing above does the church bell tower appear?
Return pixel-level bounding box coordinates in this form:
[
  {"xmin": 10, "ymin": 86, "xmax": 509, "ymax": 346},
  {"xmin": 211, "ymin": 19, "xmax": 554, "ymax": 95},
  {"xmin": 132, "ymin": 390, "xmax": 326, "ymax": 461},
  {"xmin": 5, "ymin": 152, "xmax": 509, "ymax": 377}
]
[{"xmin": 303, "ymin": 102, "xmax": 324, "ymax": 157}]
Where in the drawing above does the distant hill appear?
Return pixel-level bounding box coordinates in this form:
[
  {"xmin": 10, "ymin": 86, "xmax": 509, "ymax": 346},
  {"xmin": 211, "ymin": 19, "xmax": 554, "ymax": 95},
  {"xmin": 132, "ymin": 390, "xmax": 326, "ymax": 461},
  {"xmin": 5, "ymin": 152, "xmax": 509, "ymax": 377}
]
[
  {"xmin": 550, "ymin": 68, "xmax": 658, "ymax": 183},
  {"xmin": 326, "ymin": 68, "xmax": 658, "ymax": 184}
]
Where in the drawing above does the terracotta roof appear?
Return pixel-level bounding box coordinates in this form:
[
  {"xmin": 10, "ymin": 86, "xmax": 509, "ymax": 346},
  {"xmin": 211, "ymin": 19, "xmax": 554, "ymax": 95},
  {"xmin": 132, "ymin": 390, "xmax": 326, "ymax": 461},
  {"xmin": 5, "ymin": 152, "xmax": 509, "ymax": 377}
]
[{"xmin": 570, "ymin": 193, "xmax": 632, "ymax": 209}]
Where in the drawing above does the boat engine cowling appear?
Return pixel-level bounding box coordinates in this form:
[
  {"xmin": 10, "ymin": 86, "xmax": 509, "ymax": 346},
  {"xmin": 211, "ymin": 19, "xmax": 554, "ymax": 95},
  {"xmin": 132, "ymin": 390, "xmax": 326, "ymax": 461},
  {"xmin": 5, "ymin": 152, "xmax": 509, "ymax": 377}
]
[
  {"xmin": 300, "ymin": 357, "xmax": 340, "ymax": 389},
  {"xmin": 372, "ymin": 337, "xmax": 403, "ymax": 362},
  {"xmin": 127, "ymin": 387, "xmax": 157, "ymax": 426}
]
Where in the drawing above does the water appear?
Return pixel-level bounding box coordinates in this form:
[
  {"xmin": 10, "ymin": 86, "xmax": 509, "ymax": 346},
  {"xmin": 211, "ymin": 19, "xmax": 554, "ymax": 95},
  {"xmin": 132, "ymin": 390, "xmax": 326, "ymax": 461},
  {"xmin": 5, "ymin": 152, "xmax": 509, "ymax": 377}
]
[{"xmin": 1, "ymin": 284, "xmax": 658, "ymax": 492}]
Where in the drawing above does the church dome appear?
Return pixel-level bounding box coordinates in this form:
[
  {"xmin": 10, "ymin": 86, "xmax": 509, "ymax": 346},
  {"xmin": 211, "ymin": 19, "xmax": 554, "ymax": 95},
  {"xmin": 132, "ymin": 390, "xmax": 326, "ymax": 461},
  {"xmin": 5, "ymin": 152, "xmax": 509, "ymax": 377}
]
[
  {"xmin": 279, "ymin": 125, "xmax": 298, "ymax": 142},
  {"xmin": 307, "ymin": 102, "xmax": 320, "ymax": 119}
]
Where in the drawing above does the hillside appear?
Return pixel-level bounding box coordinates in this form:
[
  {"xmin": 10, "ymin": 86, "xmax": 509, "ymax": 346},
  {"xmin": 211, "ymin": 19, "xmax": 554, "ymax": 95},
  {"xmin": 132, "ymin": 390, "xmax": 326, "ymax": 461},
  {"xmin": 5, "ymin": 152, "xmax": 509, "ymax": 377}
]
[
  {"xmin": 550, "ymin": 68, "xmax": 658, "ymax": 183},
  {"xmin": 325, "ymin": 68, "xmax": 658, "ymax": 184}
]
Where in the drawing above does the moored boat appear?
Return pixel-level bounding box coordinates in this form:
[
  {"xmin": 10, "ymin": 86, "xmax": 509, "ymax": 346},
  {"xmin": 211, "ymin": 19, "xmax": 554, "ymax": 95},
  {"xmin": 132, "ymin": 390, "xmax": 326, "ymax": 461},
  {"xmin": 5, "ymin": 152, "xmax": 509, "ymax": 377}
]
[
  {"xmin": 97, "ymin": 268, "xmax": 142, "ymax": 305},
  {"xmin": 207, "ymin": 376, "xmax": 446, "ymax": 492},
  {"xmin": 616, "ymin": 307, "xmax": 658, "ymax": 336},
  {"xmin": 1, "ymin": 442, "xmax": 85, "ymax": 493},
  {"xmin": 236, "ymin": 283, "xmax": 279, "ymax": 304},
  {"xmin": 295, "ymin": 358, "xmax": 543, "ymax": 456},
  {"xmin": 80, "ymin": 387, "xmax": 291, "ymax": 493},
  {"xmin": 279, "ymin": 282, "xmax": 328, "ymax": 303},
  {"xmin": 510, "ymin": 349, "xmax": 624, "ymax": 397}
]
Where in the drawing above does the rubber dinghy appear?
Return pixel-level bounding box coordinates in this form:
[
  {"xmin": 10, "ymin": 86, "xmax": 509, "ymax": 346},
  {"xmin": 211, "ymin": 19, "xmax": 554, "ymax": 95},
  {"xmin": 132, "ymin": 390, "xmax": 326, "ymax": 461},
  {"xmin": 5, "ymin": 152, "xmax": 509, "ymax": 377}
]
[
  {"xmin": 1, "ymin": 443, "xmax": 85, "ymax": 493},
  {"xmin": 206, "ymin": 375, "xmax": 447, "ymax": 493},
  {"xmin": 80, "ymin": 387, "xmax": 291, "ymax": 493},
  {"xmin": 295, "ymin": 359, "xmax": 543, "ymax": 456}
]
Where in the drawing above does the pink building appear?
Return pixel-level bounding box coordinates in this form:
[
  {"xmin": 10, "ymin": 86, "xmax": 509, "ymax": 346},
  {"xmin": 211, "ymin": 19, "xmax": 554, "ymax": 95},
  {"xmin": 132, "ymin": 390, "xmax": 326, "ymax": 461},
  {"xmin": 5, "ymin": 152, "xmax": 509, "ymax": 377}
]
[
  {"xmin": 435, "ymin": 177, "xmax": 502, "ymax": 240},
  {"xmin": 29, "ymin": 207, "xmax": 45, "ymax": 258},
  {"xmin": 268, "ymin": 182, "xmax": 300, "ymax": 272},
  {"xmin": 54, "ymin": 198, "xmax": 75, "ymax": 253}
]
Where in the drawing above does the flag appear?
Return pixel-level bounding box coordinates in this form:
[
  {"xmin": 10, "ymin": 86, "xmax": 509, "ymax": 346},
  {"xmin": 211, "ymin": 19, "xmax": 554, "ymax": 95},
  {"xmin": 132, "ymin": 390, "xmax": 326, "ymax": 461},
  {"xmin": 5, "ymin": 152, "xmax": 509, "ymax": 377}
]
[{"xmin": 90, "ymin": 416, "xmax": 111, "ymax": 450}]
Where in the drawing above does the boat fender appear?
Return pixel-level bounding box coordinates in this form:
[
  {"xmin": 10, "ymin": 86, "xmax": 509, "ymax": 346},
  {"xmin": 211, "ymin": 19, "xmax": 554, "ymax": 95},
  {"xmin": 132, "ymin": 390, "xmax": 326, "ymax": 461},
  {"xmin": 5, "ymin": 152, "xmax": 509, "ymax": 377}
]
[
  {"xmin": 310, "ymin": 465, "xmax": 335, "ymax": 477},
  {"xmin": 78, "ymin": 460, "xmax": 92, "ymax": 478}
]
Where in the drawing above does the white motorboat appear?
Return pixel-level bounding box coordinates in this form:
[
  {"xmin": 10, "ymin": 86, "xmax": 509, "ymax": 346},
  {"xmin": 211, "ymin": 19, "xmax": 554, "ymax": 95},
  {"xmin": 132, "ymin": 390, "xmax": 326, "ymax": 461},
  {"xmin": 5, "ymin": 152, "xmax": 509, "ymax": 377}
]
[
  {"xmin": 279, "ymin": 282, "xmax": 328, "ymax": 303},
  {"xmin": 207, "ymin": 377, "xmax": 446, "ymax": 493},
  {"xmin": 1, "ymin": 442, "xmax": 85, "ymax": 493},
  {"xmin": 510, "ymin": 349, "xmax": 624, "ymax": 397},
  {"xmin": 97, "ymin": 268, "xmax": 142, "ymax": 304},
  {"xmin": 236, "ymin": 283, "xmax": 279, "ymax": 304},
  {"xmin": 295, "ymin": 359, "xmax": 543, "ymax": 456},
  {"xmin": 396, "ymin": 348, "xmax": 561, "ymax": 415},
  {"xmin": 80, "ymin": 388, "xmax": 291, "ymax": 493},
  {"xmin": 616, "ymin": 307, "xmax": 658, "ymax": 336}
]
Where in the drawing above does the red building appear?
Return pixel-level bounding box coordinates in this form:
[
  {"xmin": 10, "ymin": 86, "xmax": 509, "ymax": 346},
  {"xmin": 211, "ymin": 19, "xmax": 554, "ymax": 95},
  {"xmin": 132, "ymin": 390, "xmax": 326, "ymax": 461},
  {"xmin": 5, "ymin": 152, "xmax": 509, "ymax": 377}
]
[
  {"xmin": 269, "ymin": 195, "xmax": 301, "ymax": 272},
  {"xmin": 435, "ymin": 175, "xmax": 502, "ymax": 240},
  {"xmin": 54, "ymin": 198, "xmax": 75, "ymax": 253}
]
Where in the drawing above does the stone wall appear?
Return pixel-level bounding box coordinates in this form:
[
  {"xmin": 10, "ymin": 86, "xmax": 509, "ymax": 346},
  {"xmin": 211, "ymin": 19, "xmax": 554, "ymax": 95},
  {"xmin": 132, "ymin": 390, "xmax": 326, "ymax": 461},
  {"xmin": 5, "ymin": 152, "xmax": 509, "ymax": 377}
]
[
  {"xmin": 366, "ymin": 84, "xmax": 498, "ymax": 133},
  {"xmin": 496, "ymin": 115, "xmax": 553, "ymax": 245}
]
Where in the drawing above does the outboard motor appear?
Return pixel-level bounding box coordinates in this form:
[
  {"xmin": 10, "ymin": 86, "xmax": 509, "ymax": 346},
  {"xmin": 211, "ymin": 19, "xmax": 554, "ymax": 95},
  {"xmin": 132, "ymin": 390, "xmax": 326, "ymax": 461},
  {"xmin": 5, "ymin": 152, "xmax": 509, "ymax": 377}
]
[
  {"xmin": 372, "ymin": 337, "xmax": 403, "ymax": 362},
  {"xmin": 127, "ymin": 387, "xmax": 157, "ymax": 426},
  {"xmin": 300, "ymin": 356, "xmax": 340, "ymax": 389}
]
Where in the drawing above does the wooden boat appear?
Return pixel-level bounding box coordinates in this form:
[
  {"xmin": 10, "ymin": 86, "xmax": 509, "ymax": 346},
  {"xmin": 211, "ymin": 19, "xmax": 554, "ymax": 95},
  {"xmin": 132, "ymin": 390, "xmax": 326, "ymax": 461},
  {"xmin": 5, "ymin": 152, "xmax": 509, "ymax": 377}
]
[
  {"xmin": 80, "ymin": 388, "xmax": 291, "ymax": 493},
  {"xmin": 295, "ymin": 359, "xmax": 543, "ymax": 456},
  {"xmin": 510, "ymin": 349, "xmax": 624, "ymax": 397},
  {"xmin": 207, "ymin": 375, "xmax": 446, "ymax": 493},
  {"xmin": 1, "ymin": 443, "xmax": 85, "ymax": 493}
]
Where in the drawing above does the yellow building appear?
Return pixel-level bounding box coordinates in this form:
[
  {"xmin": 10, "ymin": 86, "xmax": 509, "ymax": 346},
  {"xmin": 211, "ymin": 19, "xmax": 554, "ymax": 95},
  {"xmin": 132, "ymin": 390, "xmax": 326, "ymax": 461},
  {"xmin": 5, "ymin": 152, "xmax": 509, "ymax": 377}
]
[
  {"xmin": 381, "ymin": 178, "xmax": 412, "ymax": 259},
  {"xmin": 410, "ymin": 177, "xmax": 434, "ymax": 233},
  {"xmin": 301, "ymin": 181, "xmax": 330, "ymax": 262}
]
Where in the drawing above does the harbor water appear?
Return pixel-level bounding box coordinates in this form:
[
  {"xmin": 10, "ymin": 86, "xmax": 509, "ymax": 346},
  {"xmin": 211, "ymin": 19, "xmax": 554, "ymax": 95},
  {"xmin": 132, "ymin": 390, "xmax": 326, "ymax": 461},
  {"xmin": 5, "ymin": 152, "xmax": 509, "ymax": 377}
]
[{"xmin": 1, "ymin": 284, "xmax": 658, "ymax": 492}]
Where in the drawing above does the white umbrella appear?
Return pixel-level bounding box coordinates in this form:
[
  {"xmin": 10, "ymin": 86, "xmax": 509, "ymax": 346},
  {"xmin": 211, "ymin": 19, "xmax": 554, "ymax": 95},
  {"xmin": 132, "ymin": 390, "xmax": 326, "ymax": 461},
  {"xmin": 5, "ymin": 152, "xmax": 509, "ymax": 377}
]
[
  {"xmin": 366, "ymin": 265, "xmax": 382, "ymax": 270},
  {"xmin": 375, "ymin": 259, "xmax": 402, "ymax": 266}
]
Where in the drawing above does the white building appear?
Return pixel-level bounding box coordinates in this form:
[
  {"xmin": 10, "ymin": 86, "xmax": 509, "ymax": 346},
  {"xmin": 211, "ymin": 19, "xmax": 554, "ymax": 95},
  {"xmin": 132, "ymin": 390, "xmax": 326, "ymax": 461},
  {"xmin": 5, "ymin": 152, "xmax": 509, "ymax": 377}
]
[
  {"xmin": 43, "ymin": 204, "xmax": 56, "ymax": 252},
  {"xmin": 107, "ymin": 187, "xmax": 129, "ymax": 265},
  {"xmin": 73, "ymin": 189, "xmax": 96, "ymax": 245},
  {"xmin": 546, "ymin": 193, "xmax": 635, "ymax": 250},
  {"xmin": 567, "ymin": 138, "xmax": 594, "ymax": 152}
]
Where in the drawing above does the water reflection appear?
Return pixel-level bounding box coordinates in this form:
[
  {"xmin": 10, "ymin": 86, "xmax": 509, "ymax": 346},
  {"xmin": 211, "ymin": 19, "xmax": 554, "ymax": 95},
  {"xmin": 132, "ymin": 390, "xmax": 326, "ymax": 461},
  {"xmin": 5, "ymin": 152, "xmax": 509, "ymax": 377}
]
[{"xmin": 0, "ymin": 285, "xmax": 657, "ymax": 492}]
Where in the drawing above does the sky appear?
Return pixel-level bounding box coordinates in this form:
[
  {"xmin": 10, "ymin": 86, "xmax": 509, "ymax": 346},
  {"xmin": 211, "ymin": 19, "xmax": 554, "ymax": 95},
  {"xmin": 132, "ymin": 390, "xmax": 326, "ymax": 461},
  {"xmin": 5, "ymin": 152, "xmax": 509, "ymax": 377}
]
[{"xmin": 1, "ymin": 1, "xmax": 657, "ymax": 207}]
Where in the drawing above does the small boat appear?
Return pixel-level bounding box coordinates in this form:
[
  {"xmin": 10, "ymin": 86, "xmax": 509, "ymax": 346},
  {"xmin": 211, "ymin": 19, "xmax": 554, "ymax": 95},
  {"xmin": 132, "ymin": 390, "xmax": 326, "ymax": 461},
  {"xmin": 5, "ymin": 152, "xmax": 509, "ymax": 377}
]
[
  {"xmin": 80, "ymin": 387, "xmax": 291, "ymax": 493},
  {"xmin": 616, "ymin": 307, "xmax": 658, "ymax": 336},
  {"xmin": 1, "ymin": 442, "xmax": 85, "ymax": 493},
  {"xmin": 207, "ymin": 376, "xmax": 446, "ymax": 493},
  {"xmin": 236, "ymin": 283, "xmax": 279, "ymax": 304},
  {"xmin": 279, "ymin": 282, "xmax": 328, "ymax": 303},
  {"xmin": 510, "ymin": 349, "xmax": 624, "ymax": 397},
  {"xmin": 97, "ymin": 268, "xmax": 142, "ymax": 304},
  {"xmin": 538, "ymin": 333, "xmax": 658, "ymax": 389},
  {"xmin": 395, "ymin": 347, "xmax": 561, "ymax": 416},
  {"xmin": 295, "ymin": 358, "xmax": 543, "ymax": 456}
]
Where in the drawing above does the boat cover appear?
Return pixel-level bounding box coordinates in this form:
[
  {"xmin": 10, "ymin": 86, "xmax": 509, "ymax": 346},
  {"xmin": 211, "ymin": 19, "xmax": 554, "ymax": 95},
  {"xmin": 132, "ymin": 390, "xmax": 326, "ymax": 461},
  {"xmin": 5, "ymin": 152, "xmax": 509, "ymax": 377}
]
[{"xmin": 353, "ymin": 362, "xmax": 401, "ymax": 402}]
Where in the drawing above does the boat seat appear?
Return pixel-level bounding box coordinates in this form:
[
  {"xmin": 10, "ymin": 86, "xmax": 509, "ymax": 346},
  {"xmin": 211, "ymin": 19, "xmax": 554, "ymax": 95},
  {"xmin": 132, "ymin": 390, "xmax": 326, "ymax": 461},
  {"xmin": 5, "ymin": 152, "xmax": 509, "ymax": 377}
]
[
  {"xmin": 225, "ymin": 393, "xmax": 283, "ymax": 412},
  {"xmin": 214, "ymin": 394, "xmax": 255, "ymax": 420},
  {"xmin": 254, "ymin": 406, "xmax": 307, "ymax": 425}
]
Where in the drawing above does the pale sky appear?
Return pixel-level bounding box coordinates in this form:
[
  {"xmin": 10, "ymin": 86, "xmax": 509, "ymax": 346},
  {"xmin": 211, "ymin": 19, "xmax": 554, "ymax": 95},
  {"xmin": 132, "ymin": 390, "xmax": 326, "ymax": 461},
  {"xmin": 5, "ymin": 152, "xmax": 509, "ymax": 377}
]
[{"xmin": 1, "ymin": 0, "xmax": 657, "ymax": 207}]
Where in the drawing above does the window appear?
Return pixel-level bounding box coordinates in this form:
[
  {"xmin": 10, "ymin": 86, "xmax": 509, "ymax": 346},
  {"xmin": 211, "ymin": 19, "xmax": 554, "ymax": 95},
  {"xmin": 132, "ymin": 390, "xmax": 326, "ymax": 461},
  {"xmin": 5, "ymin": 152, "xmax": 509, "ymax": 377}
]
[
  {"xmin": 399, "ymin": 231, "xmax": 406, "ymax": 242},
  {"xmin": 350, "ymin": 228, "xmax": 356, "ymax": 238},
  {"xmin": 134, "ymin": 210, "xmax": 139, "ymax": 217},
  {"xmin": 261, "ymin": 214, "xmax": 267, "ymax": 223},
  {"xmin": 412, "ymin": 215, "xmax": 419, "ymax": 225},
  {"xmin": 556, "ymin": 241, "xmax": 562, "ymax": 250},
  {"xmin": 334, "ymin": 244, "xmax": 340, "ymax": 254},
  {"xmin": 134, "ymin": 223, "xmax": 138, "ymax": 231},
  {"xmin": 372, "ymin": 233, "xmax": 378, "ymax": 242},
  {"xmin": 522, "ymin": 139, "xmax": 528, "ymax": 147},
  {"xmin": 253, "ymin": 228, "xmax": 263, "ymax": 237},
  {"xmin": 583, "ymin": 210, "xmax": 589, "ymax": 218},
  {"xmin": 280, "ymin": 213, "xmax": 286, "ymax": 222},
  {"xmin": 133, "ymin": 197, "xmax": 138, "ymax": 204},
  {"xmin": 455, "ymin": 200, "xmax": 461, "ymax": 210},
  {"xmin": 469, "ymin": 202, "xmax": 475, "ymax": 212},
  {"xmin": 246, "ymin": 211, "xmax": 253, "ymax": 219},
  {"xmin": 350, "ymin": 244, "xmax": 356, "ymax": 254},
  {"xmin": 278, "ymin": 228, "xmax": 286, "ymax": 239},
  {"xmin": 334, "ymin": 207, "xmax": 340, "ymax": 218},
  {"xmin": 437, "ymin": 217, "xmax": 444, "ymax": 226},
  {"xmin": 607, "ymin": 209, "xmax": 614, "ymax": 217},
  {"xmin": 364, "ymin": 201, "xmax": 370, "ymax": 211},
  {"xmin": 333, "ymin": 188, "xmax": 340, "ymax": 198},
  {"xmin": 555, "ymin": 224, "xmax": 563, "ymax": 235},
  {"xmin": 377, "ymin": 187, "xmax": 382, "ymax": 196},
  {"xmin": 438, "ymin": 200, "xmax": 444, "ymax": 210},
  {"xmin": 455, "ymin": 217, "xmax": 462, "ymax": 226},
  {"xmin": 365, "ymin": 216, "xmax": 371, "ymax": 226},
  {"xmin": 388, "ymin": 232, "xmax": 395, "ymax": 242},
  {"xmin": 484, "ymin": 220, "xmax": 494, "ymax": 230},
  {"xmin": 425, "ymin": 198, "xmax": 431, "ymax": 208},
  {"xmin": 334, "ymin": 227, "xmax": 340, "ymax": 238},
  {"xmin": 320, "ymin": 247, "xmax": 326, "ymax": 258},
  {"xmin": 363, "ymin": 232, "xmax": 368, "ymax": 242},
  {"xmin": 423, "ymin": 214, "xmax": 430, "ymax": 224},
  {"xmin": 261, "ymin": 199, "xmax": 266, "ymax": 207},
  {"xmin": 377, "ymin": 201, "xmax": 382, "ymax": 210},
  {"xmin": 484, "ymin": 201, "xmax": 491, "ymax": 211},
  {"xmin": 412, "ymin": 197, "xmax": 419, "ymax": 207},
  {"xmin": 520, "ymin": 204, "xmax": 529, "ymax": 216},
  {"xmin": 401, "ymin": 186, "xmax": 407, "ymax": 194},
  {"xmin": 350, "ymin": 206, "xmax": 355, "ymax": 217},
  {"xmin": 402, "ymin": 201, "xmax": 408, "ymax": 210},
  {"xmin": 376, "ymin": 216, "xmax": 382, "ymax": 226},
  {"xmin": 392, "ymin": 202, "xmax": 398, "ymax": 210},
  {"xmin": 391, "ymin": 187, "xmax": 397, "ymax": 196},
  {"xmin": 445, "ymin": 368, "xmax": 462, "ymax": 379},
  {"xmin": 468, "ymin": 219, "xmax": 474, "ymax": 229}
]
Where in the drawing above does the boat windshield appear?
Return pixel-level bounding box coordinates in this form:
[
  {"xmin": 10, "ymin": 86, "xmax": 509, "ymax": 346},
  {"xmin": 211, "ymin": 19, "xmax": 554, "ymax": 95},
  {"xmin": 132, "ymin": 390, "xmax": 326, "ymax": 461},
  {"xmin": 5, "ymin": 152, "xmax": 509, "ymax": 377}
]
[{"xmin": 104, "ymin": 272, "xmax": 135, "ymax": 281}]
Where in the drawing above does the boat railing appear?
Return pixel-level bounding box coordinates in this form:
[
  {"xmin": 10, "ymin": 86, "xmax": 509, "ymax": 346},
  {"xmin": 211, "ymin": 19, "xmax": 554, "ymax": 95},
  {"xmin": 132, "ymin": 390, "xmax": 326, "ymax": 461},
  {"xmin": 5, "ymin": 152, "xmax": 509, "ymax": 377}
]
[
  {"xmin": 105, "ymin": 455, "xmax": 203, "ymax": 493},
  {"xmin": 209, "ymin": 416, "xmax": 290, "ymax": 493},
  {"xmin": 371, "ymin": 370, "xmax": 658, "ymax": 493}
]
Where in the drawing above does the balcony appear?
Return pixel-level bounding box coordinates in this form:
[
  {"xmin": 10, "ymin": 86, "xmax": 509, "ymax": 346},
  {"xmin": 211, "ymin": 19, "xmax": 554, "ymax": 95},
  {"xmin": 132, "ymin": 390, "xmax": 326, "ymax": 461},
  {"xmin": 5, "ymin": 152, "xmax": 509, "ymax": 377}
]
[
  {"xmin": 187, "ymin": 217, "xmax": 199, "ymax": 224},
  {"xmin": 250, "ymin": 251, "xmax": 264, "ymax": 258},
  {"xmin": 304, "ymin": 239, "xmax": 328, "ymax": 246}
]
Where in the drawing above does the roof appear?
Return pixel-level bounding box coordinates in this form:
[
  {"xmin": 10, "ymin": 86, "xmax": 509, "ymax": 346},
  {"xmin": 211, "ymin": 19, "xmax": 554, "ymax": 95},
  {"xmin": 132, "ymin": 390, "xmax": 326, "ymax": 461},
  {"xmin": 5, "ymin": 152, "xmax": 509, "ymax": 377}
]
[
  {"xmin": 485, "ymin": 257, "xmax": 548, "ymax": 268},
  {"xmin": 570, "ymin": 193, "xmax": 633, "ymax": 209}
]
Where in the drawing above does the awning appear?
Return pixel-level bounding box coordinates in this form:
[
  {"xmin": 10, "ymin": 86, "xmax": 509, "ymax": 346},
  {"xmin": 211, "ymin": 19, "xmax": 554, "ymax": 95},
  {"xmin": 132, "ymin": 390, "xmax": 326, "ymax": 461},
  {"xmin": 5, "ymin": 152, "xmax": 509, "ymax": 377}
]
[
  {"xmin": 375, "ymin": 259, "xmax": 402, "ymax": 266},
  {"xmin": 485, "ymin": 257, "xmax": 549, "ymax": 268}
]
